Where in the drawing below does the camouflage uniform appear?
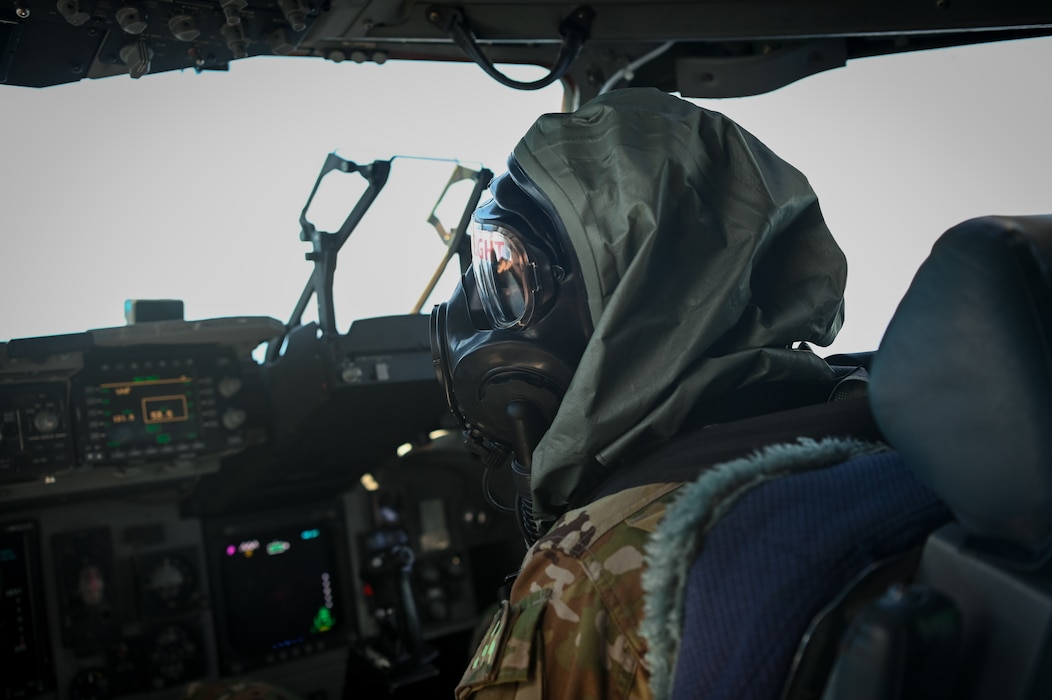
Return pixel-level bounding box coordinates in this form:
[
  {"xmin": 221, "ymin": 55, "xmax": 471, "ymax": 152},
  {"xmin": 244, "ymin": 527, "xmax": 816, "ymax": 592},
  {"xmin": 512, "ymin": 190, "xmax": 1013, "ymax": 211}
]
[
  {"xmin": 457, "ymin": 482, "xmax": 683, "ymax": 700},
  {"xmin": 450, "ymin": 88, "xmax": 850, "ymax": 700}
]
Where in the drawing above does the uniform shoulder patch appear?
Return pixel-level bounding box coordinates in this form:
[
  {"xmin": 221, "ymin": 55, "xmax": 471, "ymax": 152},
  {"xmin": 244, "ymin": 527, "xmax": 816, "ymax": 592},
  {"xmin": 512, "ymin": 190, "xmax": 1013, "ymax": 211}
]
[{"xmin": 457, "ymin": 588, "xmax": 550, "ymax": 696}]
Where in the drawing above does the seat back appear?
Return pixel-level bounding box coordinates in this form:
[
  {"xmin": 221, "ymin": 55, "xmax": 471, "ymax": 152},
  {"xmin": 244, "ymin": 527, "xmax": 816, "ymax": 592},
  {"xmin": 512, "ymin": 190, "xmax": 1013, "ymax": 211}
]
[
  {"xmin": 654, "ymin": 215, "xmax": 1052, "ymax": 700},
  {"xmin": 870, "ymin": 215, "xmax": 1052, "ymax": 558},
  {"xmin": 859, "ymin": 215, "xmax": 1052, "ymax": 699}
]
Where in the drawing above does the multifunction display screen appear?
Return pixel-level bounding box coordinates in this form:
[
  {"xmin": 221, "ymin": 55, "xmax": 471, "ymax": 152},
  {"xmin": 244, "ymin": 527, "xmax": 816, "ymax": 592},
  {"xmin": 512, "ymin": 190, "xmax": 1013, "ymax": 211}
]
[
  {"xmin": 94, "ymin": 373, "xmax": 195, "ymax": 444},
  {"xmin": 0, "ymin": 521, "xmax": 54, "ymax": 697},
  {"xmin": 77, "ymin": 351, "xmax": 244, "ymax": 466},
  {"xmin": 216, "ymin": 522, "xmax": 343, "ymax": 662}
]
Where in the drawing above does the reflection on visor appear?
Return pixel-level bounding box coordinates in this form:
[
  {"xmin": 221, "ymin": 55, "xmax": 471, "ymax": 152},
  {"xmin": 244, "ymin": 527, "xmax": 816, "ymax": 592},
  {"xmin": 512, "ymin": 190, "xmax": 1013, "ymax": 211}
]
[{"xmin": 471, "ymin": 223, "xmax": 536, "ymax": 329}]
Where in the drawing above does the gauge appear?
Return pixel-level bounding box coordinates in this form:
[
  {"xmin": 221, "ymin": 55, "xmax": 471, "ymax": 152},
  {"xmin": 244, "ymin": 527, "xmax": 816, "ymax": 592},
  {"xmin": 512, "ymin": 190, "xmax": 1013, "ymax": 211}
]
[
  {"xmin": 32, "ymin": 408, "xmax": 61, "ymax": 434},
  {"xmin": 148, "ymin": 624, "xmax": 202, "ymax": 686},
  {"xmin": 136, "ymin": 549, "xmax": 199, "ymax": 616},
  {"xmin": 78, "ymin": 565, "xmax": 106, "ymax": 607}
]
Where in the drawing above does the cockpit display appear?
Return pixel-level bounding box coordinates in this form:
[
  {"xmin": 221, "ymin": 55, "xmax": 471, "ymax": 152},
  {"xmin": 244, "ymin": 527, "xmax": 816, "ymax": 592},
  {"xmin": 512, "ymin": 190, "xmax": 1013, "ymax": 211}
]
[
  {"xmin": 0, "ymin": 521, "xmax": 53, "ymax": 697},
  {"xmin": 75, "ymin": 350, "xmax": 248, "ymax": 467},
  {"xmin": 206, "ymin": 509, "xmax": 351, "ymax": 675}
]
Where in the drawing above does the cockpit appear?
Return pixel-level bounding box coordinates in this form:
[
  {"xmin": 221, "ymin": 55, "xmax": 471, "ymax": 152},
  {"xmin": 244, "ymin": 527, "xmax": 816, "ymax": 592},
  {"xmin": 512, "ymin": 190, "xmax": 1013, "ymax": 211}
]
[{"xmin": 3, "ymin": 3, "xmax": 1052, "ymax": 699}]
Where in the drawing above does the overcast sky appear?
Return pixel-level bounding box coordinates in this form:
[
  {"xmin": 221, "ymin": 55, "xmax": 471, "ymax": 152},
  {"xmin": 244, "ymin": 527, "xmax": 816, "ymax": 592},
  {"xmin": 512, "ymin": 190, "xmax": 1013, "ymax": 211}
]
[{"xmin": 3, "ymin": 36, "xmax": 1051, "ymax": 354}]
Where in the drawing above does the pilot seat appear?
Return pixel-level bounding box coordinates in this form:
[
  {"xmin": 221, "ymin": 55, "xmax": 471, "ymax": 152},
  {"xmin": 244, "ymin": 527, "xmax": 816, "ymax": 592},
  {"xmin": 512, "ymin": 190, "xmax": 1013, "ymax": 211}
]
[{"xmin": 648, "ymin": 214, "xmax": 1052, "ymax": 700}]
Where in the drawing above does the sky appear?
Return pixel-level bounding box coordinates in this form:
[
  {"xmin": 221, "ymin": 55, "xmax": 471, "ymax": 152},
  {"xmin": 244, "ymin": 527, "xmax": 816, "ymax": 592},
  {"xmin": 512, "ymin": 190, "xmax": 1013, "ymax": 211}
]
[{"xmin": 2, "ymin": 35, "xmax": 1052, "ymax": 355}]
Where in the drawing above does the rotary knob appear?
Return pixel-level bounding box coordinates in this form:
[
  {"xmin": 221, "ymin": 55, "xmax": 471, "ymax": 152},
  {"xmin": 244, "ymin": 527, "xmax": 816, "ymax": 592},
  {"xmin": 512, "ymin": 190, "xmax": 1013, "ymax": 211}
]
[
  {"xmin": 56, "ymin": 0, "xmax": 90, "ymax": 26},
  {"xmin": 33, "ymin": 408, "xmax": 60, "ymax": 434},
  {"xmin": 116, "ymin": 5, "xmax": 147, "ymax": 34},
  {"xmin": 217, "ymin": 376, "xmax": 242, "ymax": 398},
  {"xmin": 168, "ymin": 14, "xmax": 200, "ymax": 41},
  {"xmin": 221, "ymin": 408, "xmax": 246, "ymax": 430},
  {"xmin": 119, "ymin": 41, "xmax": 153, "ymax": 79}
]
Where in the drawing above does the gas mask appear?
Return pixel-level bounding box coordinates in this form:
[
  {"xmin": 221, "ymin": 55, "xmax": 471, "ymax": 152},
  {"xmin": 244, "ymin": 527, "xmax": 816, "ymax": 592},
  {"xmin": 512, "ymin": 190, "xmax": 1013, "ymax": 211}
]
[{"xmin": 430, "ymin": 159, "xmax": 592, "ymax": 542}]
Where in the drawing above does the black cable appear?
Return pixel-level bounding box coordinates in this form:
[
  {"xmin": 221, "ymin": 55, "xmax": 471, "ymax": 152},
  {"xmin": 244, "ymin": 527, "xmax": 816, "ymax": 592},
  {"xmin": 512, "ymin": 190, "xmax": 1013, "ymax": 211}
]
[
  {"xmin": 515, "ymin": 495, "xmax": 541, "ymax": 547},
  {"xmin": 429, "ymin": 5, "xmax": 594, "ymax": 91},
  {"xmin": 483, "ymin": 463, "xmax": 516, "ymax": 513}
]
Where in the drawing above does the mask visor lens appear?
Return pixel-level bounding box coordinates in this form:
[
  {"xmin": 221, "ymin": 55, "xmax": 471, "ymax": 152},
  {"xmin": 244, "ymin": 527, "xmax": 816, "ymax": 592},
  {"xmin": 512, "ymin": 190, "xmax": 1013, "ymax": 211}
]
[{"xmin": 470, "ymin": 223, "xmax": 535, "ymax": 329}]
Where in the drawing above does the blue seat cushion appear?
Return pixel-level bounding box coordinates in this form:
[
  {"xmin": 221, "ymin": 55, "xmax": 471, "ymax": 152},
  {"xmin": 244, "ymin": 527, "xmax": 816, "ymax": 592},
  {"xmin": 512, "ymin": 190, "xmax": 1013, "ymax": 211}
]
[{"xmin": 663, "ymin": 449, "xmax": 949, "ymax": 699}]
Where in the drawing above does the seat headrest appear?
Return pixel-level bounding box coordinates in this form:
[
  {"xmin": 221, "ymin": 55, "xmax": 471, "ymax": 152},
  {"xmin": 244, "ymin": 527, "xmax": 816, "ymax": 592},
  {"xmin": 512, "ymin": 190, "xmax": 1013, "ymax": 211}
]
[{"xmin": 869, "ymin": 215, "xmax": 1052, "ymax": 564}]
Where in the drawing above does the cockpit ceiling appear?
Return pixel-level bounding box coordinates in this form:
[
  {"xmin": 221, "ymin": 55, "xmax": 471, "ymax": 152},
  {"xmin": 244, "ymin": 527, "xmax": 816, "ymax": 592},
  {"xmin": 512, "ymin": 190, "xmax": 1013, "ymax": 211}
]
[{"xmin": 2, "ymin": 0, "xmax": 1052, "ymax": 97}]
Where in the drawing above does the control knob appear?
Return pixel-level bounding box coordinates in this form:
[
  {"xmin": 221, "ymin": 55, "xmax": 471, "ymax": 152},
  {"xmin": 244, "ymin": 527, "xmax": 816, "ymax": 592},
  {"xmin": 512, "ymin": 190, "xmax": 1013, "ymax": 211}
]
[
  {"xmin": 168, "ymin": 14, "xmax": 200, "ymax": 41},
  {"xmin": 115, "ymin": 5, "xmax": 147, "ymax": 34},
  {"xmin": 221, "ymin": 408, "xmax": 246, "ymax": 430},
  {"xmin": 217, "ymin": 376, "xmax": 242, "ymax": 398},
  {"xmin": 33, "ymin": 408, "xmax": 60, "ymax": 434}
]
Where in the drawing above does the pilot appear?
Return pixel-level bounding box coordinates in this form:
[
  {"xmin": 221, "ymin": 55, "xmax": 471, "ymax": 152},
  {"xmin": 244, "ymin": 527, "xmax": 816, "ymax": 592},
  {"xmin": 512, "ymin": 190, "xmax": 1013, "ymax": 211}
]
[{"xmin": 430, "ymin": 87, "xmax": 854, "ymax": 699}]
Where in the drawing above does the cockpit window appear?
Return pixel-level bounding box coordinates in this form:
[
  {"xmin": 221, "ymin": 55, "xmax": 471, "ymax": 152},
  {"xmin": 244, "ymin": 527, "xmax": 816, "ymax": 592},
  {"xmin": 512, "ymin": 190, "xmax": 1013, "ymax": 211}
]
[
  {"xmin": 1, "ymin": 60, "xmax": 559, "ymax": 342},
  {"xmin": 3, "ymin": 39, "xmax": 1051, "ymax": 355}
]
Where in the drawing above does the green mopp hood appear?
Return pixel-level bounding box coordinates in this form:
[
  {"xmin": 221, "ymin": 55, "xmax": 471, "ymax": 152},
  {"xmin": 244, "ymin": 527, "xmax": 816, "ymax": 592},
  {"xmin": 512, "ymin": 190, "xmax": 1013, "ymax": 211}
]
[{"xmin": 511, "ymin": 88, "xmax": 848, "ymax": 522}]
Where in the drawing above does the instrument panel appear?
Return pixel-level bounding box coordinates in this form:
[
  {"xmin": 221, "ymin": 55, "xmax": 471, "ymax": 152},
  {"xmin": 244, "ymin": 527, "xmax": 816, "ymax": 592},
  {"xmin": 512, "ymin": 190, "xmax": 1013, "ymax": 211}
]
[
  {"xmin": 1, "ymin": 520, "xmax": 54, "ymax": 698},
  {"xmin": 0, "ymin": 381, "xmax": 74, "ymax": 477},
  {"xmin": 75, "ymin": 350, "xmax": 250, "ymax": 467},
  {"xmin": 0, "ymin": 318, "xmax": 277, "ymax": 500},
  {"xmin": 0, "ymin": 315, "xmax": 525, "ymax": 698},
  {"xmin": 0, "ymin": 451, "xmax": 522, "ymax": 699}
]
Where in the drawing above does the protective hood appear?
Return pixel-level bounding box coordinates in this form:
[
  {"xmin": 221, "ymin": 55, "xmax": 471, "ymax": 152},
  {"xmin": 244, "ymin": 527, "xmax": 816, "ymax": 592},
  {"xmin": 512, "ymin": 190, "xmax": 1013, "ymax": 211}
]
[{"xmin": 512, "ymin": 88, "xmax": 847, "ymax": 521}]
